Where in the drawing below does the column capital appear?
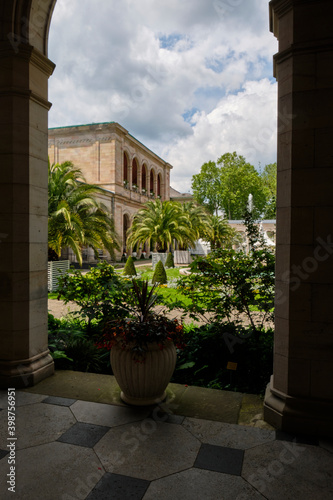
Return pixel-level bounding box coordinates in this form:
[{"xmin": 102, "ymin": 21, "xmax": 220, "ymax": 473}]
[
  {"xmin": 0, "ymin": 41, "xmax": 55, "ymax": 77},
  {"xmin": 270, "ymin": 0, "xmax": 333, "ymax": 41}
]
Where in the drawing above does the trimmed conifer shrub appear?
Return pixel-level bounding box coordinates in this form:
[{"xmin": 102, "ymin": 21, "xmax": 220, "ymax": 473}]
[
  {"xmin": 123, "ymin": 256, "xmax": 137, "ymax": 276},
  {"xmin": 165, "ymin": 252, "xmax": 174, "ymax": 268},
  {"xmin": 152, "ymin": 260, "xmax": 167, "ymax": 284}
]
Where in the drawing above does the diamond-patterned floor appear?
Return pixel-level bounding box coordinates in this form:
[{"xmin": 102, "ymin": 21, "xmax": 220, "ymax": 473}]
[{"xmin": 0, "ymin": 388, "xmax": 332, "ymax": 499}]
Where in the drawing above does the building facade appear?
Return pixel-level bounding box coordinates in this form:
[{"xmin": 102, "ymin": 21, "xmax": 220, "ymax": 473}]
[{"xmin": 48, "ymin": 122, "xmax": 173, "ymax": 259}]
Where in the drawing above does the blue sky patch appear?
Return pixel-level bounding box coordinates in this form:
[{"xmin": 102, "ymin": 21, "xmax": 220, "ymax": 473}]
[
  {"xmin": 182, "ymin": 108, "xmax": 200, "ymax": 124},
  {"xmin": 159, "ymin": 33, "xmax": 190, "ymax": 50},
  {"xmin": 206, "ymin": 59, "xmax": 225, "ymax": 74},
  {"xmin": 194, "ymin": 86, "xmax": 227, "ymax": 101}
]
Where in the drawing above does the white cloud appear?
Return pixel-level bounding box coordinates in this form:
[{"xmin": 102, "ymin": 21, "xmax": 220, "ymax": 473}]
[
  {"xmin": 48, "ymin": 0, "xmax": 278, "ymax": 192},
  {"xmin": 165, "ymin": 79, "xmax": 278, "ymax": 192}
]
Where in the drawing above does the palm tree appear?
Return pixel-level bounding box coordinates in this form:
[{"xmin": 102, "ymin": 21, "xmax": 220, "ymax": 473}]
[
  {"xmin": 204, "ymin": 215, "xmax": 241, "ymax": 250},
  {"xmin": 177, "ymin": 201, "xmax": 211, "ymax": 250},
  {"xmin": 127, "ymin": 199, "xmax": 196, "ymax": 252},
  {"xmin": 48, "ymin": 160, "xmax": 119, "ymax": 266}
]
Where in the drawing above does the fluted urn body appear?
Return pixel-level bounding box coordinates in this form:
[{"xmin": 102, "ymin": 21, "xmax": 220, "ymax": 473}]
[{"xmin": 110, "ymin": 341, "xmax": 177, "ymax": 405}]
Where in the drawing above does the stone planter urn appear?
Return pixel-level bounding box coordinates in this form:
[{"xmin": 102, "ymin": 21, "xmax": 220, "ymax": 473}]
[
  {"xmin": 110, "ymin": 341, "xmax": 177, "ymax": 405},
  {"xmin": 104, "ymin": 280, "xmax": 184, "ymax": 406}
]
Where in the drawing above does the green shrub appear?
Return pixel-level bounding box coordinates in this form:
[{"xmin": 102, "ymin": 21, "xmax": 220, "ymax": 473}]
[
  {"xmin": 172, "ymin": 210, "xmax": 275, "ymax": 331},
  {"xmin": 48, "ymin": 314, "xmax": 111, "ymax": 373},
  {"xmin": 56, "ymin": 261, "xmax": 130, "ymax": 329},
  {"xmin": 152, "ymin": 260, "xmax": 167, "ymax": 284},
  {"xmin": 173, "ymin": 322, "xmax": 273, "ymax": 394},
  {"xmin": 123, "ymin": 256, "xmax": 137, "ymax": 276},
  {"xmin": 165, "ymin": 252, "xmax": 174, "ymax": 268}
]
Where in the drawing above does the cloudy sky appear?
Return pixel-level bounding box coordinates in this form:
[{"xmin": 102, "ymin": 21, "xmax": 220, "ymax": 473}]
[{"xmin": 48, "ymin": 0, "xmax": 278, "ymax": 192}]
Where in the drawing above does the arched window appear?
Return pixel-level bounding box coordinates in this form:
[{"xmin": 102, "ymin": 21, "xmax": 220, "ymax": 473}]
[
  {"xmin": 150, "ymin": 169, "xmax": 155, "ymax": 197},
  {"xmin": 157, "ymin": 173, "xmax": 162, "ymax": 197},
  {"xmin": 132, "ymin": 158, "xmax": 138, "ymax": 189},
  {"xmin": 141, "ymin": 163, "xmax": 147, "ymax": 194}
]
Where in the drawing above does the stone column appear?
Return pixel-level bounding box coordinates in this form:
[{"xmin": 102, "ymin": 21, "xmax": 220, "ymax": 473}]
[
  {"xmin": 264, "ymin": 0, "xmax": 333, "ymax": 435},
  {"xmin": 0, "ymin": 42, "xmax": 55, "ymax": 387},
  {"xmin": 154, "ymin": 175, "xmax": 158, "ymax": 199},
  {"xmin": 165, "ymin": 170, "xmax": 171, "ymax": 201},
  {"xmin": 128, "ymin": 164, "xmax": 133, "ymax": 191}
]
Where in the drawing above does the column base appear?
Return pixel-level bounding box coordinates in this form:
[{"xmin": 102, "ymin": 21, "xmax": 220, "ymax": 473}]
[
  {"xmin": 0, "ymin": 350, "xmax": 54, "ymax": 389},
  {"xmin": 264, "ymin": 376, "xmax": 333, "ymax": 438}
]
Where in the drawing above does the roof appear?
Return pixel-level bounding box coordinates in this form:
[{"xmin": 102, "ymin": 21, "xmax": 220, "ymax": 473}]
[
  {"xmin": 49, "ymin": 121, "xmax": 115, "ymax": 131},
  {"xmin": 170, "ymin": 187, "xmax": 193, "ymax": 199}
]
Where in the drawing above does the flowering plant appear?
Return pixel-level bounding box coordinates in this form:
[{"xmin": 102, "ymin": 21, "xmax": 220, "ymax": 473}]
[{"xmin": 97, "ymin": 280, "xmax": 186, "ymax": 359}]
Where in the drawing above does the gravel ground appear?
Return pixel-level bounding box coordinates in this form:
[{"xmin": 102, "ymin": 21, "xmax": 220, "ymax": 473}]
[
  {"xmin": 48, "ymin": 298, "xmax": 201, "ymax": 325},
  {"xmin": 48, "ymin": 298, "xmax": 272, "ymax": 329},
  {"xmin": 48, "ymin": 299, "xmax": 81, "ymax": 319}
]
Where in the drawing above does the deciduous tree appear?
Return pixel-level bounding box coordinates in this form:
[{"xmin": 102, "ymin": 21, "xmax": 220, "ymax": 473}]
[{"xmin": 192, "ymin": 152, "xmax": 271, "ymax": 219}]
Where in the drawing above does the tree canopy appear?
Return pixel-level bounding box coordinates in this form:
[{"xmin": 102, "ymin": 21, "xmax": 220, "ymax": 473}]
[
  {"xmin": 261, "ymin": 162, "xmax": 277, "ymax": 219},
  {"xmin": 177, "ymin": 201, "xmax": 210, "ymax": 250},
  {"xmin": 202, "ymin": 215, "xmax": 242, "ymax": 250},
  {"xmin": 126, "ymin": 199, "xmax": 192, "ymax": 252},
  {"xmin": 126, "ymin": 199, "xmax": 209, "ymax": 252},
  {"xmin": 191, "ymin": 161, "xmax": 222, "ymax": 215},
  {"xmin": 192, "ymin": 152, "xmax": 275, "ymax": 219}
]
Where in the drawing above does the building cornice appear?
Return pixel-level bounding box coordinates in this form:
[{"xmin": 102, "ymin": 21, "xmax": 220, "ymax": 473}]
[{"xmin": 49, "ymin": 122, "xmax": 174, "ymax": 170}]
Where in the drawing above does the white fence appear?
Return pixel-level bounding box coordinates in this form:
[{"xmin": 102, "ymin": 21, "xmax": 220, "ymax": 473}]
[
  {"xmin": 174, "ymin": 250, "xmax": 192, "ymax": 264},
  {"xmin": 48, "ymin": 260, "xmax": 70, "ymax": 292}
]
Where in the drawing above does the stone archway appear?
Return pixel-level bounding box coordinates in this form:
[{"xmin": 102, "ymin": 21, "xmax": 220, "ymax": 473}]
[{"xmin": 1, "ymin": 0, "xmax": 333, "ymax": 437}]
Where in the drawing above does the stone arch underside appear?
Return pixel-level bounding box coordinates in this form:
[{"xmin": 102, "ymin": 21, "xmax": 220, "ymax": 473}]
[{"xmin": 1, "ymin": 0, "xmax": 57, "ymax": 56}]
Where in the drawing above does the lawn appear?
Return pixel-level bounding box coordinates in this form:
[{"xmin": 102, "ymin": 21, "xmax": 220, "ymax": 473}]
[
  {"xmin": 48, "ymin": 264, "xmax": 192, "ymax": 307},
  {"xmin": 136, "ymin": 265, "xmax": 183, "ymax": 281},
  {"xmin": 131, "ymin": 265, "xmax": 192, "ymax": 307}
]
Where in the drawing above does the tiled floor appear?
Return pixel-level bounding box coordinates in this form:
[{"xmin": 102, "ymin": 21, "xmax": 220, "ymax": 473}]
[{"xmin": 0, "ymin": 383, "xmax": 333, "ymax": 499}]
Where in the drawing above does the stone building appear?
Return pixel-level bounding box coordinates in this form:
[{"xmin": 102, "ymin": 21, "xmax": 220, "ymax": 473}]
[
  {"xmin": 1, "ymin": 0, "xmax": 333, "ymax": 437},
  {"xmin": 48, "ymin": 122, "xmax": 173, "ymax": 259}
]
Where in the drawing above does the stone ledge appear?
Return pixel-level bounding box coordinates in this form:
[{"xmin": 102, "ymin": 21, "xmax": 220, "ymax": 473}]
[{"xmin": 21, "ymin": 369, "xmax": 270, "ymax": 428}]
